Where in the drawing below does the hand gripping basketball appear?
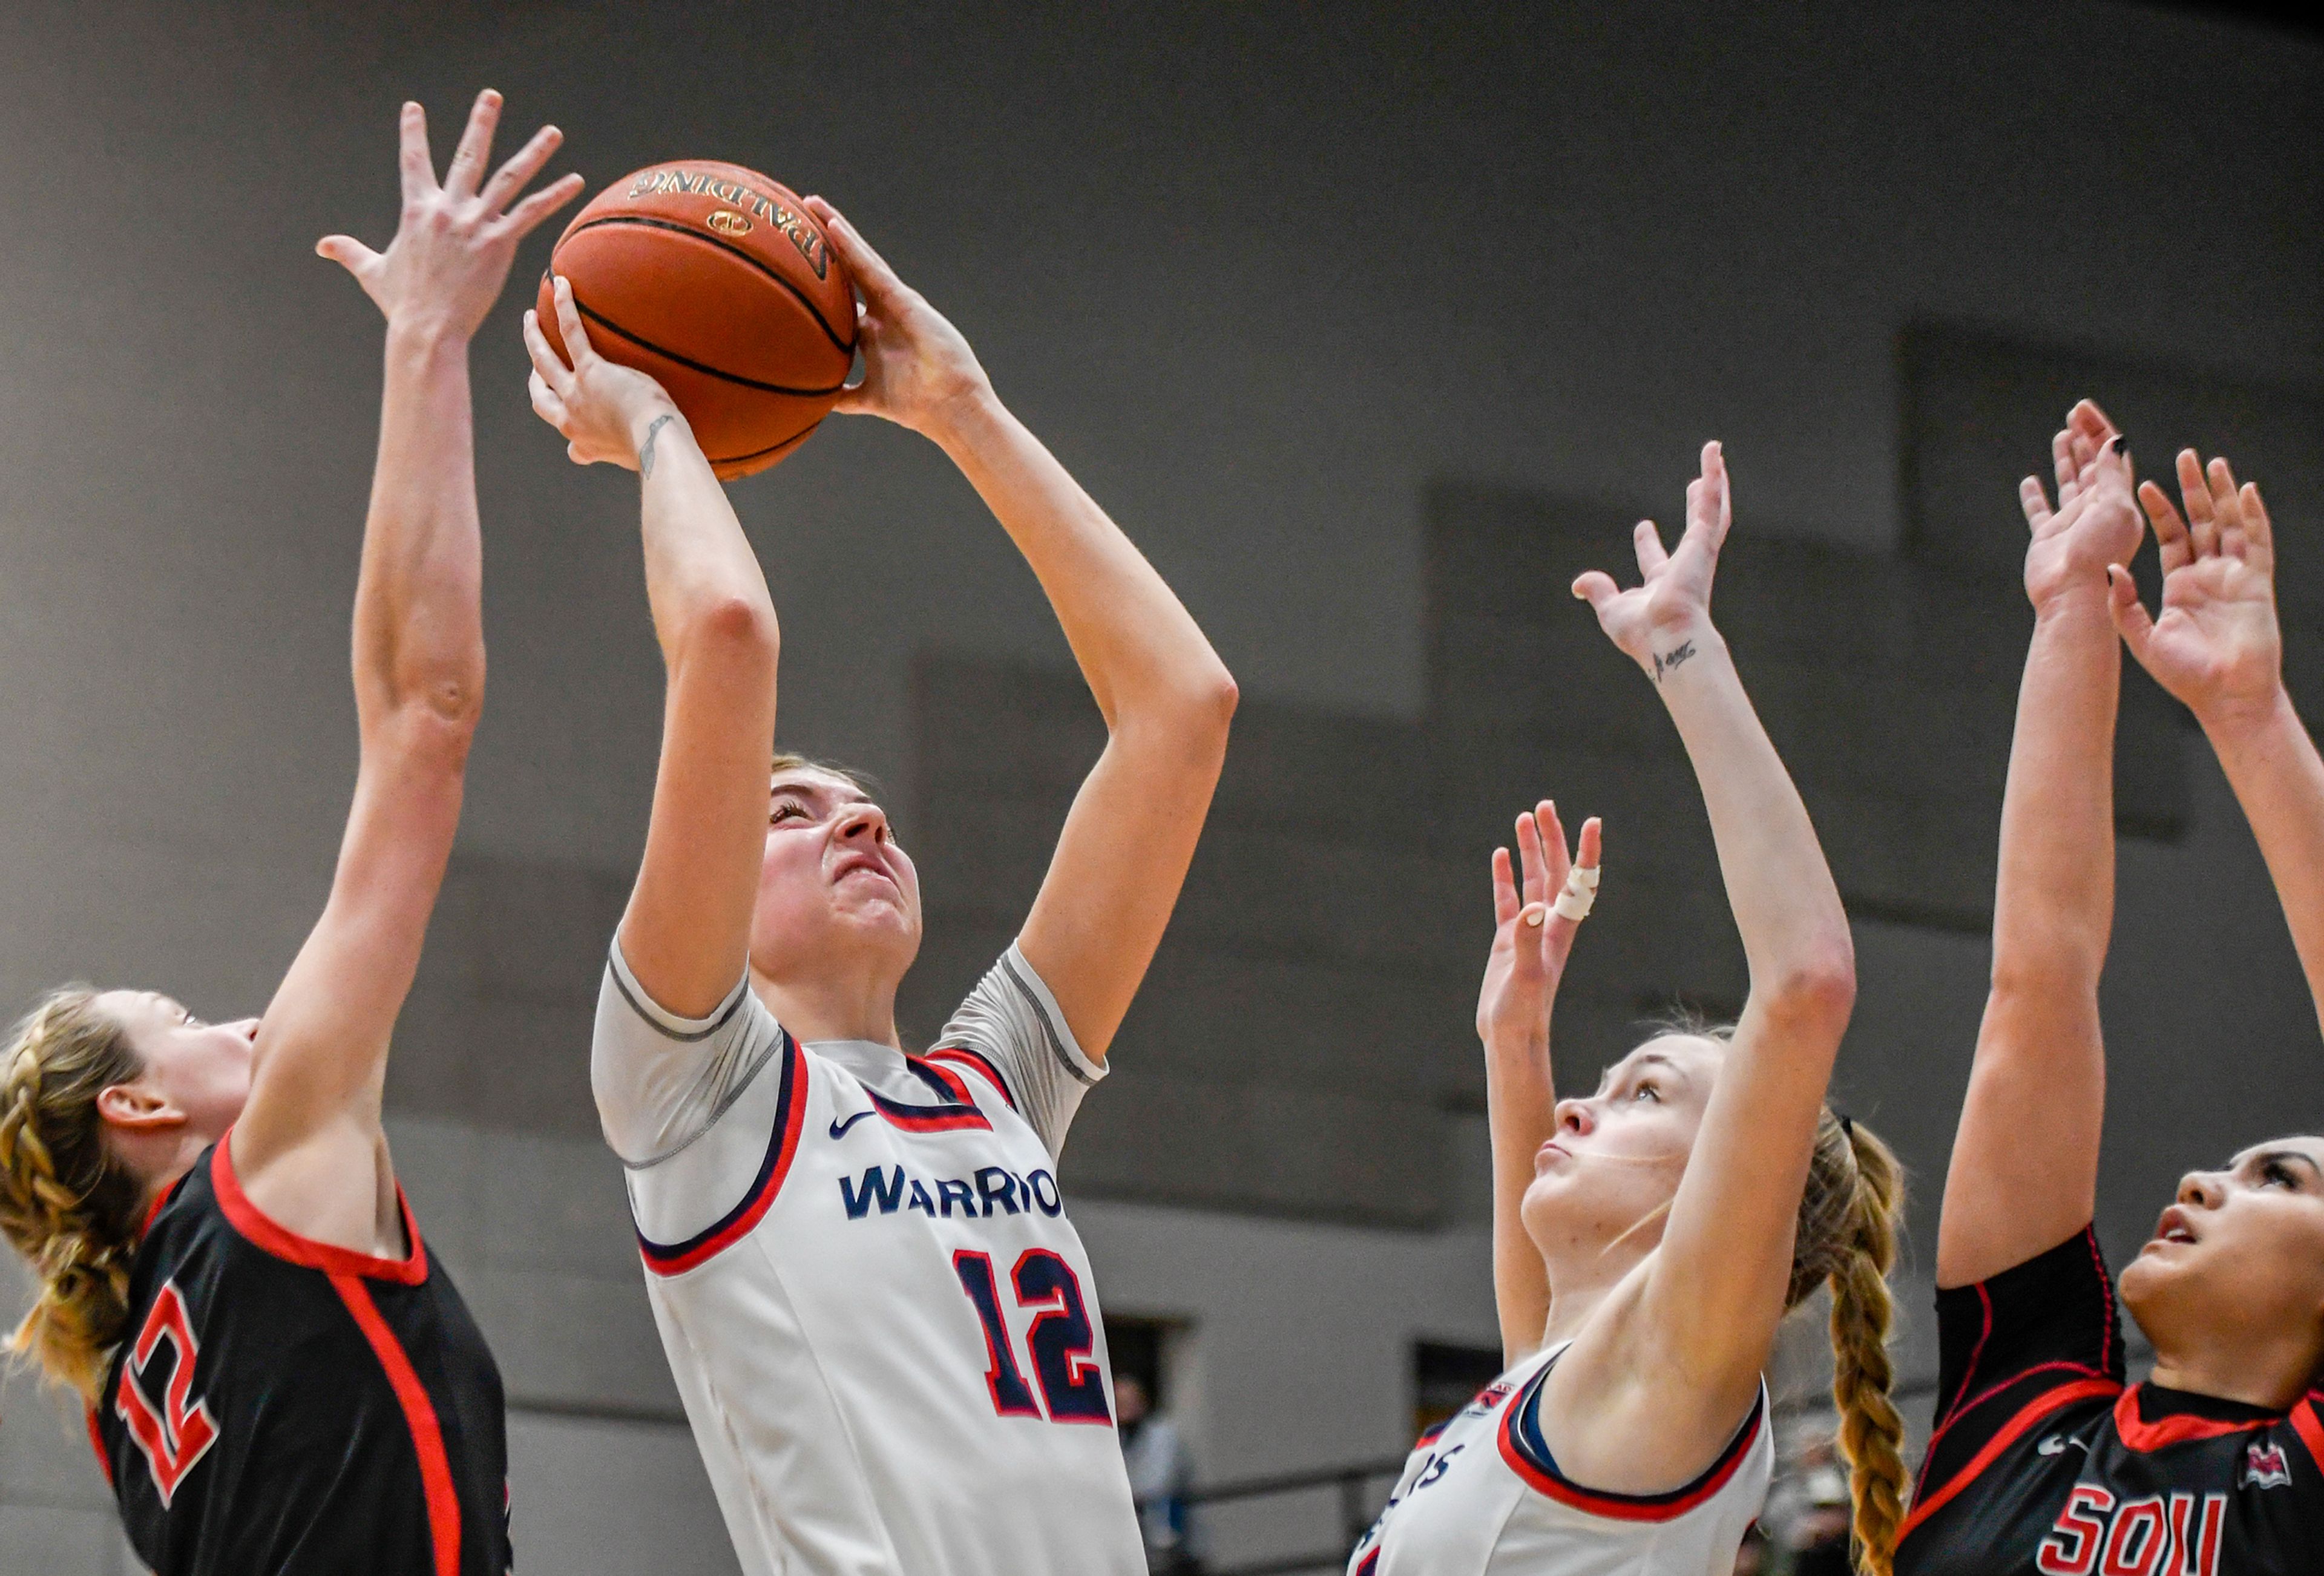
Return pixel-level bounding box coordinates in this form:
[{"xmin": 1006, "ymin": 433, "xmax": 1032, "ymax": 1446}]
[
  {"xmin": 523, "ymin": 277, "xmax": 683, "ymax": 472},
  {"xmin": 801, "ymin": 196, "xmax": 995, "ymax": 440},
  {"xmin": 530, "ymin": 162, "xmax": 856, "ymax": 478}
]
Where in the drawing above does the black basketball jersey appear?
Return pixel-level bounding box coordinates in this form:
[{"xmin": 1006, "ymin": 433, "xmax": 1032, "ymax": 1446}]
[
  {"xmin": 1896, "ymin": 1225, "xmax": 2324, "ymax": 1576},
  {"xmin": 92, "ymin": 1136, "xmax": 511, "ymax": 1576}
]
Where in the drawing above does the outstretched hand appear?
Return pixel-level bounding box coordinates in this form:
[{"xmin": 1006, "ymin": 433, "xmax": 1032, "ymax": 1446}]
[
  {"xmin": 2020, "ymin": 399, "xmax": 2141, "ymax": 611},
  {"xmin": 2108, "ymin": 449, "xmax": 2282, "ymax": 729},
  {"xmin": 317, "ymin": 91, "xmax": 582, "ymax": 341},
  {"xmin": 1573, "ymin": 442, "xmax": 1732, "ymax": 683},
  {"xmin": 1477, "ymin": 802, "xmax": 1602, "ymax": 1050},
  {"xmin": 522, "ymin": 275, "xmax": 683, "ymax": 470},
  {"xmin": 801, "ymin": 195, "xmax": 993, "ymax": 439}
]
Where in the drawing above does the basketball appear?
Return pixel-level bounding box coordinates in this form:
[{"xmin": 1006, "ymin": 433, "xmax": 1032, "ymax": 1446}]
[{"xmin": 536, "ymin": 161, "xmax": 856, "ymax": 479}]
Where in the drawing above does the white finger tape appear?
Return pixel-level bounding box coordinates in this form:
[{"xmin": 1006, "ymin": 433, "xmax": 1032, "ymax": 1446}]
[{"xmin": 1552, "ymin": 864, "xmax": 1601, "ymax": 922}]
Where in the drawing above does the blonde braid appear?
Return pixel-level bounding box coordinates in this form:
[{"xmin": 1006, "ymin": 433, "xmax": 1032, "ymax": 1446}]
[
  {"xmin": 1787, "ymin": 1110, "xmax": 1907, "ymax": 1576},
  {"xmin": 0, "ymin": 988, "xmax": 148, "ymax": 1399}
]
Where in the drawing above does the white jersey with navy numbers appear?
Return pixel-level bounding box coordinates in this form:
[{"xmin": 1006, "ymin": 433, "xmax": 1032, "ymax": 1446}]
[
  {"xmin": 1348, "ymin": 1341, "xmax": 1771, "ymax": 1576},
  {"xmin": 592, "ymin": 941, "xmax": 1144, "ymax": 1576}
]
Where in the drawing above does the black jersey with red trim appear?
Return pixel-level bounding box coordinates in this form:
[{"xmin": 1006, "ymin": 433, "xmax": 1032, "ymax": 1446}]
[
  {"xmin": 93, "ymin": 1136, "xmax": 511, "ymax": 1576},
  {"xmin": 1896, "ymin": 1224, "xmax": 2324, "ymax": 1576}
]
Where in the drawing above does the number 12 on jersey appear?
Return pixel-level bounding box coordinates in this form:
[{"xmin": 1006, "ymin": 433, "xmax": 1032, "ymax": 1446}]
[{"xmin": 953, "ymin": 1249, "xmax": 1113, "ymax": 1425}]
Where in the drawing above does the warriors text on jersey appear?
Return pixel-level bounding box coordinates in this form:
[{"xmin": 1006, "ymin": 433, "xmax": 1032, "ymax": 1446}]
[
  {"xmin": 1347, "ymin": 1339, "xmax": 1771, "ymax": 1576},
  {"xmin": 1897, "ymin": 1225, "xmax": 2324, "ymax": 1576},
  {"xmin": 94, "ymin": 1137, "xmax": 511, "ymax": 1576},
  {"xmin": 592, "ymin": 941, "xmax": 1146, "ymax": 1576}
]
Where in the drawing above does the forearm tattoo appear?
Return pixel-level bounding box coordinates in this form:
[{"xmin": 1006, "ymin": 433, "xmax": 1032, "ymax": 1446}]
[
  {"xmin": 638, "ymin": 413, "xmax": 676, "ymax": 479},
  {"xmin": 1652, "ymin": 640, "xmax": 1697, "ymax": 685}
]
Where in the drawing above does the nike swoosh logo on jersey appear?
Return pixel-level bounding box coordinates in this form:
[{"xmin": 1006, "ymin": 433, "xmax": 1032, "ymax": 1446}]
[
  {"xmin": 2036, "ymin": 1433, "xmax": 2087, "ymax": 1456},
  {"xmin": 829, "ymin": 1109, "xmax": 876, "ymax": 1140}
]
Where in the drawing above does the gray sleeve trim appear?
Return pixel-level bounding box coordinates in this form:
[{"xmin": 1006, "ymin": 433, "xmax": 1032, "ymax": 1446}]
[
  {"xmin": 596, "ymin": 938, "xmax": 784, "ymax": 1169},
  {"xmin": 608, "ymin": 939, "xmax": 751, "ymax": 1043},
  {"xmin": 619, "ymin": 1025, "xmax": 788, "ymax": 1172},
  {"xmin": 999, "ymin": 947, "xmax": 1104, "ymax": 1087}
]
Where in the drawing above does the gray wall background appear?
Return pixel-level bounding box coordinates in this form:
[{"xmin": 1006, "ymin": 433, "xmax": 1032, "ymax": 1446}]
[{"xmin": 1, "ymin": 1, "xmax": 2320, "ymax": 1571}]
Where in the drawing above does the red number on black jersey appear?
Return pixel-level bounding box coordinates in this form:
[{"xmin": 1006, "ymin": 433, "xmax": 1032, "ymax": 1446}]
[{"xmin": 114, "ymin": 1280, "xmax": 220, "ymax": 1506}]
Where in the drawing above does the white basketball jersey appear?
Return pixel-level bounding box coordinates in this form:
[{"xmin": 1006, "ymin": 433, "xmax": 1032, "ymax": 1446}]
[
  {"xmin": 592, "ymin": 942, "xmax": 1145, "ymax": 1576},
  {"xmin": 1349, "ymin": 1341, "xmax": 1771, "ymax": 1576}
]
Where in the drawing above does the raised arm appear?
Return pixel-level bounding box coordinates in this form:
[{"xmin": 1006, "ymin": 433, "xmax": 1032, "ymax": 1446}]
[
  {"xmin": 1476, "ymin": 802, "xmax": 1601, "ymax": 1364},
  {"xmin": 1937, "ymin": 402, "xmax": 2142, "ymax": 1289},
  {"xmin": 2109, "ymin": 453, "xmax": 2324, "ymax": 1033},
  {"xmin": 803, "ymin": 198, "xmax": 1237, "ymax": 1060},
  {"xmin": 523, "ymin": 277, "xmax": 776, "ymax": 1019},
  {"xmin": 1563, "ymin": 443, "xmax": 1858, "ymax": 1427},
  {"xmin": 232, "ymin": 94, "xmax": 580, "ymax": 1245}
]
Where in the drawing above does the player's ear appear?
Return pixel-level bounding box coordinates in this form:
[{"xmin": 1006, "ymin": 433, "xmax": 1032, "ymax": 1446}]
[{"xmin": 96, "ymin": 1082, "xmax": 184, "ymax": 1132}]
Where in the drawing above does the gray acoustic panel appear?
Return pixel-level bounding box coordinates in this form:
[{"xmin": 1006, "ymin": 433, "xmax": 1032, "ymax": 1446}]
[
  {"xmin": 1066, "ymin": 1067, "xmax": 1451, "ymax": 1229},
  {"xmin": 907, "ymin": 655, "xmax": 1477, "ymax": 1224},
  {"xmin": 1901, "ymin": 323, "xmax": 2324, "ymax": 838},
  {"xmin": 1423, "ymin": 482, "xmax": 2022, "ymax": 934},
  {"xmin": 1900, "ymin": 321, "xmax": 2324, "ymax": 590},
  {"xmin": 387, "ymin": 853, "xmax": 629, "ymax": 1138}
]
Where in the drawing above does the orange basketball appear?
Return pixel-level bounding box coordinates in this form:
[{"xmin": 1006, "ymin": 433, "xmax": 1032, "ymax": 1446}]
[{"xmin": 537, "ymin": 161, "xmax": 856, "ymax": 479}]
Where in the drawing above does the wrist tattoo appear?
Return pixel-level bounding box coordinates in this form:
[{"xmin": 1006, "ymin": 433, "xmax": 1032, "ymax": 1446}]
[
  {"xmin": 638, "ymin": 413, "xmax": 676, "ymax": 478},
  {"xmin": 1652, "ymin": 640, "xmax": 1697, "ymax": 684}
]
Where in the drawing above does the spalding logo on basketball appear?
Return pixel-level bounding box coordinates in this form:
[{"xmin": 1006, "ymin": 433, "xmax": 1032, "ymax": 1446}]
[{"xmin": 537, "ymin": 161, "xmax": 857, "ymax": 479}]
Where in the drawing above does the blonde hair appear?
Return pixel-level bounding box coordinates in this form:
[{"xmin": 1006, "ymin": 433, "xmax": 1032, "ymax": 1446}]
[
  {"xmin": 1653, "ymin": 1013, "xmax": 1906, "ymax": 1576},
  {"xmin": 0, "ymin": 988, "xmax": 148, "ymax": 1399},
  {"xmin": 1788, "ymin": 1109, "xmax": 1907, "ymax": 1576},
  {"xmin": 772, "ymin": 750, "xmax": 878, "ymax": 795}
]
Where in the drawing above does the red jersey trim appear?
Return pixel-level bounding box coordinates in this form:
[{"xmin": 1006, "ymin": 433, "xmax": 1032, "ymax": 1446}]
[
  {"xmin": 867, "ymin": 1057, "xmax": 991, "ymax": 1133},
  {"xmin": 330, "ymin": 1272, "xmax": 461, "ymax": 1576},
  {"xmin": 923, "ymin": 1046, "xmax": 1017, "ymax": 1111},
  {"xmin": 2110, "ymin": 1384, "xmax": 2283, "ymax": 1451},
  {"xmin": 1497, "ymin": 1373, "xmax": 1766, "ymax": 1523},
  {"xmin": 2074, "ymin": 1224, "xmax": 2117, "ymax": 1378},
  {"xmin": 212, "ymin": 1131, "xmax": 427, "ymax": 1285},
  {"xmin": 1899, "ymin": 1376, "xmax": 2120, "ymax": 1540},
  {"xmin": 2291, "ymin": 1395, "xmax": 2324, "ymax": 1472},
  {"xmin": 1921, "ymin": 1359, "xmax": 2113, "ymax": 1469},
  {"xmin": 1933, "ymin": 1281, "xmax": 1996, "ymax": 1433},
  {"xmin": 638, "ymin": 1032, "xmax": 808, "ymax": 1277}
]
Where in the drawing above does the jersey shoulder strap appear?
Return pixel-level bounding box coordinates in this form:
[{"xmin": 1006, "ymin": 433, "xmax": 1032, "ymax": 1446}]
[{"xmin": 1497, "ymin": 1344, "xmax": 1769, "ymax": 1523}]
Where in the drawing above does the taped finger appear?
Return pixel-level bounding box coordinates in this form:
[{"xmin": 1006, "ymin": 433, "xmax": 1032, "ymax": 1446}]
[{"xmin": 1552, "ymin": 862, "xmax": 1601, "ymax": 922}]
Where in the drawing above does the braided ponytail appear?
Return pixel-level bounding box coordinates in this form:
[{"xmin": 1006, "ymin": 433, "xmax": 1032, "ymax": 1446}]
[
  {"xmin": 0, "ymin": 988, "xmax": 148, "ymax": 1399},
  {"xmin": 1787, "ymin": 1110, "xmax": 1906, "ymax": 1576}
]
